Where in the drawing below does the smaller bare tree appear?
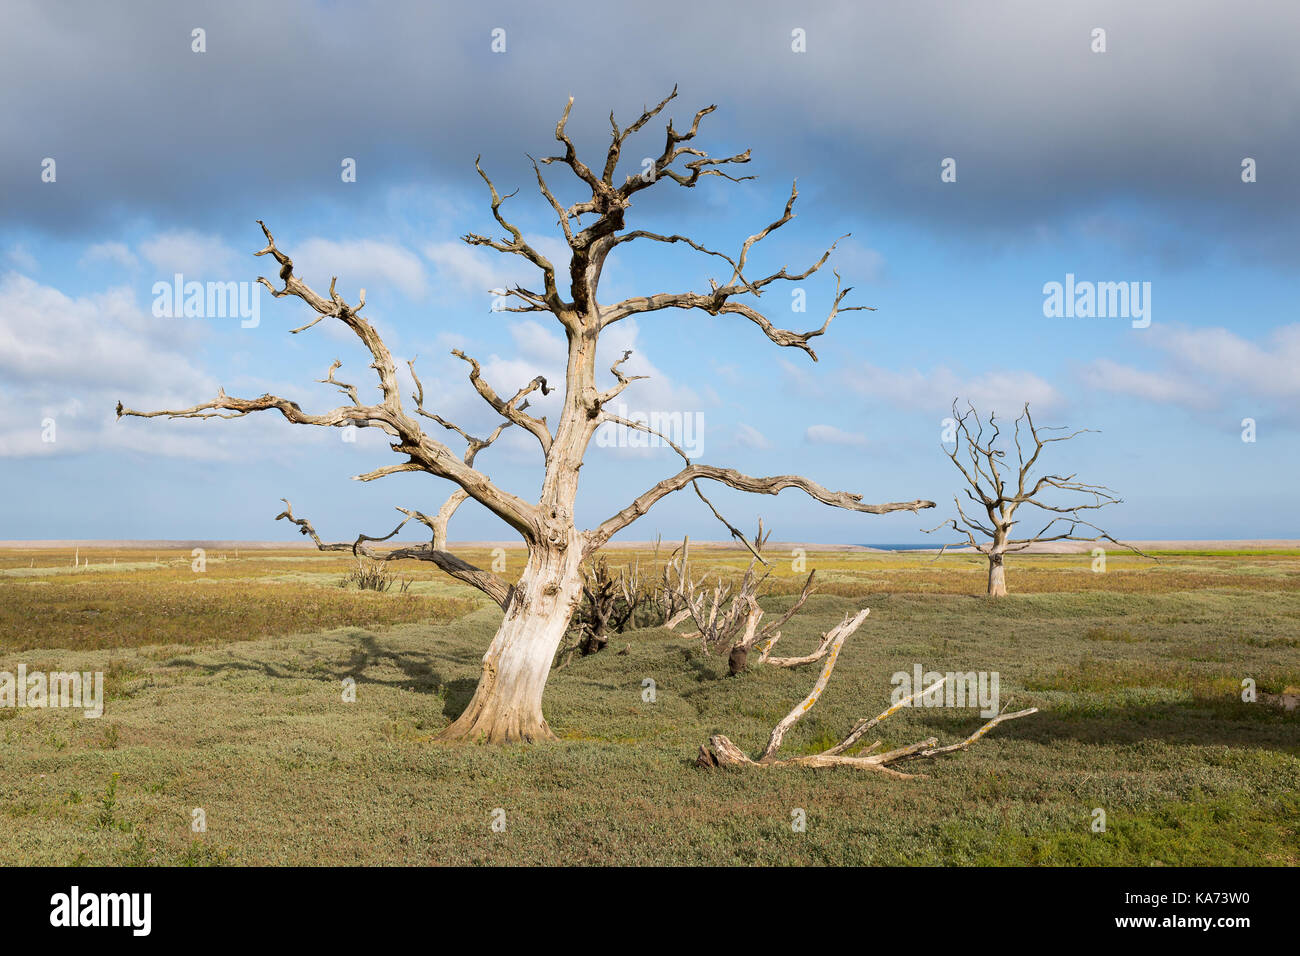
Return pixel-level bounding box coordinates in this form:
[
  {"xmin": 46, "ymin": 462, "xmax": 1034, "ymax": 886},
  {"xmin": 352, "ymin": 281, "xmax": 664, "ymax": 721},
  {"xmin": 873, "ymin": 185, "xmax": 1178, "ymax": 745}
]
[{"xmin": 925, "ymin": 401, "xmax": 1141, "ymax": 597}]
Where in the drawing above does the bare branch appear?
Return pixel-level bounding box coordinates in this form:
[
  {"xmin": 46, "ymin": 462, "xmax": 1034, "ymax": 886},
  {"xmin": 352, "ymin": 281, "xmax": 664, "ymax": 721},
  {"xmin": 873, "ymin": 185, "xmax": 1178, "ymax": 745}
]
[
  {"xmin": 450, "ymin": 349, "xmax": 553, "ymax": 455},
  {"xmin": 698, "ymin": 613, "xmax": 1037, "ymax": 777},
  {"xmin": 602, "ymin": 182, "xmax": 872, "ymax": 359},
  {"xmin": 588, "ymin": 464, "xmax": 934, "ymax": 553},
  {"xmin": 461, "ymin": 157, "xmax": 561, "ymax": 309},
  {"xmin": 274, "ymin": 499, "xmax": 514, "ymax": 609},
  {"xmin": 596, "ymin": 349, "xmax": 650, "ymax": 406},
  {"xmin": 602, "ymin": 86, "xmax": 679, "ymax": 184},
  {"xmin": 319, "ymin": 359, "xmax": 361, "ymax": 406},
  {"xmin": 408, "ymin": 356, "xmax": 514, "ymax": 467},
  {"xmin": 117, "ymin": 389, "xmax": 389, "ymax": 433},
  {"xmin": 119, "ymin": 222, "xmax": 542, "ymax": 542},
  {"xmin": 910, "ymin": 703, "xmax": 1041, "ymax": 759},
  {"xmin": 758, "ymin": 609, "xmax": 870, "ymax": 760}
]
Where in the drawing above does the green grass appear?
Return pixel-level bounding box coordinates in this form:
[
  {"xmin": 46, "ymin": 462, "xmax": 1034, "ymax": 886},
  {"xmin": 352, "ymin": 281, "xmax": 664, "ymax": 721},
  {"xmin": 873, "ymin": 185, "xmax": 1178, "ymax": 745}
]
[
  {"xmin": 0, "ymin": 548, "xmax": 1297, "ymax": 865},
  {"xmin": 0, "ymin": 553, "xmax": 478, "ymax": 651},
  {"xmin": 981, "ymin": 791, "xmax": 1300, "ymax": 865},
  {"xmin": 1146, "ymin": 549, "xmax": 1300, "ymax": 557}
]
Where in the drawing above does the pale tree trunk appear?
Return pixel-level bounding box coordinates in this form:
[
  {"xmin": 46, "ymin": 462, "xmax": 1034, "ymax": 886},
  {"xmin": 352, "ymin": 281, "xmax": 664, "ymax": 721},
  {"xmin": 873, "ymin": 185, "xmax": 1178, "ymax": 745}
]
[
  {"xmin": 440, "ymin": 306, "xmax": 600, "ymax": 742},
  {"xmin": 986, "ymin": 549, "xmax": 1007, "ymax": 597},
  {"xmin": 439, "ymin": 531, "xmax": 584, "ymax": 742}
]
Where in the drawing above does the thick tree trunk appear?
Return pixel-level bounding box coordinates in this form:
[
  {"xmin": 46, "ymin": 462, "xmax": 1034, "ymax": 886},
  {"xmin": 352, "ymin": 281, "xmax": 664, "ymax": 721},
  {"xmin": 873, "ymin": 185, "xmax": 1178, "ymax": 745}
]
[
  {"xmin": 580, "ymin": 629, "xmax": 608, "ymax": 656},
  {"xmin": 439, "ymin": 536, "xmax": 583, "ymax": 742},
  {"xmin": 987, "ymin": 551, "xmax": 1007, "ymax": 597}
]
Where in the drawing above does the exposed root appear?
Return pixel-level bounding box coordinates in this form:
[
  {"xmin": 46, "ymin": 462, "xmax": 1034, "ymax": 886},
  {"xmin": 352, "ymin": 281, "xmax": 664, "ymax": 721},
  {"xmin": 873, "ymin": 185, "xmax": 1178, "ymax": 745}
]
[{"xmin": 437, "ymin": 710, "xmax": 557, "ymax": 744}]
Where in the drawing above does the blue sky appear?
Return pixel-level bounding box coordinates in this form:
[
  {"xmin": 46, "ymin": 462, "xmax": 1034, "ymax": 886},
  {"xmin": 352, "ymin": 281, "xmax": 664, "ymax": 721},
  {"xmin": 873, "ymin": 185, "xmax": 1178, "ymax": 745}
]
[{"xmin": 2, "ymin": 0, "xmax": 1297, "ymax": 544}]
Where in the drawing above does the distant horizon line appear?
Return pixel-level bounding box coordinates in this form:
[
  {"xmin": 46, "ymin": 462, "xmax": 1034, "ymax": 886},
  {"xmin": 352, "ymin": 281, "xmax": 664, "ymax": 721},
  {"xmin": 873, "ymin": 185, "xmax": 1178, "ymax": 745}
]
[{"xmin": 3, "ymin": 539, "xmax": 1299, "ymax": 553}]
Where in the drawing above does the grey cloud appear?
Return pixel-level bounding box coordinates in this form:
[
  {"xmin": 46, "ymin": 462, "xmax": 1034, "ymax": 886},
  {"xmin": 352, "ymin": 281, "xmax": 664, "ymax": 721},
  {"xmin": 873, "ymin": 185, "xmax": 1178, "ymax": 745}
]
[{"xmin": 2, "ymin": 0, "xmax": 1297, "ymax": 268}]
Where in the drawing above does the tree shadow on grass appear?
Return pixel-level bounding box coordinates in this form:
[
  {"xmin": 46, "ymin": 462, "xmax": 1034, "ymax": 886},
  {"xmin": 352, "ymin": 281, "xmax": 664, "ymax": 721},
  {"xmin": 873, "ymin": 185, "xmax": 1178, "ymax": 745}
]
[
  {"xmin": 440, "ymin": 678, "xmax": 479, "ymax": 721},
  {"xmin": 919, "ymin": 701, "xmax": 1299, "ymax": 755},
  {"xmin": 169, "ymin": 629, "xmax": 493, "ymax": 723},
  {"xmin": 168, "ymin": 631, "xmax": 453, "ymax": 696}
]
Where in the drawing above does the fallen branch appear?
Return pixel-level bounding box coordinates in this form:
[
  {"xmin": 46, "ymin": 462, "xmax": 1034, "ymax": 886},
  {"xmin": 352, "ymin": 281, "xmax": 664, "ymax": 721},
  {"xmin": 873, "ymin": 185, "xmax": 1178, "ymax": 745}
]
[{"xmin": 697, "ymin": 609, "xmax": 1037, "ymax": 778}]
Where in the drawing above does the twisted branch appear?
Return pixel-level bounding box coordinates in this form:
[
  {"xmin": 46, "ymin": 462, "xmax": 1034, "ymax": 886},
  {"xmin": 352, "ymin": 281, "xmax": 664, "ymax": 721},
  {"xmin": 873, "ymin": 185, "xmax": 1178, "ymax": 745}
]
[
  {"xmin": 699, "ymin": 610, "xmax": 1038, "ymax": 778},
  {"xmin": 274, "ymin": 499, "xmax": 513, "ymax": 609},
  {"xmin": 588, "ymin": 464, "xmax": 934, "ymax": 554}
]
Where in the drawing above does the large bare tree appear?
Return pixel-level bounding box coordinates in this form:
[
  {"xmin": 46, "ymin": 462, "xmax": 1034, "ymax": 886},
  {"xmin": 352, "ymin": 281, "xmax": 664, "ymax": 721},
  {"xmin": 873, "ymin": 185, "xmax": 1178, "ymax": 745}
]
[
  {"xmin": 118, "ymin": 89, "xmax": 934, "ymax": 742},
  {"xmin": 925, "ymin": 401, "xmax": 1137, "ymax": 597}
]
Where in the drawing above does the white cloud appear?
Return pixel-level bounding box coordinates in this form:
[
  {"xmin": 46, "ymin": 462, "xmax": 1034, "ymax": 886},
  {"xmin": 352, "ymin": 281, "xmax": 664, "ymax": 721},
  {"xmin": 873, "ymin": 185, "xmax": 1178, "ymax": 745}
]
[
  {"xmin": 423, "ymin": 233, "xmax": 569, "ymax": 303},
  {"xmin": 423, "ymin": 240, "xmax": 507, "ymax": 297},
  {"xmin": 0, "ymin": 274, "xmax": 203, "ymax": 390},
  {"xmin": 1080, "ymin": 323, "xmax": 1300, "ymax": 414},
  {"xmin": 6, "ymin": 245, "xmax": 38, "ymax": 274},
  {"xmin": 525, "ymin": 233, "xmax": 572, "ymax": 277},
  {"xmin": 80, "ymin": 241, "xmax": 138, "ymax": 270},
  {"xmin": 711, "ymin": 361, "xmax": 743, "ymax": 386},
  {"xmin": 483, "ymin": 355, "xmax": 563, "ymax": 409},
  {"xmin": 735, "ymin": 423, "xmax": 771, "ymax": 449},
  {"xmin": 596, "ymin": 318, "xmax": 703, "ymax": 416},
  {"xmin": 847, "ymin": 364, "xmax": 1063, "ymax": 416},
  {"xmin": 0, "ymin": 274, "xmax": 336, "ymax": 462},
  {"xmin": 1079, "ymin": 358, "xmax": 1211, "ymax": 409},
  {"xmin": 509, "ymin": 319, "xmax": 567, "ymax": 365},
  {"xmin": 778, "ymin": 357, "xmax": 825, "ymax": 398},
  {"xmin": 139, "ymin": 230, "xmax": 241, "ymax": 277},
  {"xmin": 295, "ymin": 238, "xmax": 427, "ymax": 300},
  {"xmin": 0, "ymin": 274, "xmax": 219, "ymax": 459},
  {"xmin": 831, "ymin": 237, "xmax": 886, "ymax": 284},
  {"xmin": 1151, "ymin": 323, "xmax": 1300, "ymax": 399},
  {"xmin": 805, "ymin": 423, "xmax": 869, "ymax": 447}
]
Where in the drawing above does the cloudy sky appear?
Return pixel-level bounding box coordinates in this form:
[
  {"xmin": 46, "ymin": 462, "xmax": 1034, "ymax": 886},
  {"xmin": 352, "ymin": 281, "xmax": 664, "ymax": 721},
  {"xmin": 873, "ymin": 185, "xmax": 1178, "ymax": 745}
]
[{"xmin": 2, "ymin": 0, "xmax": 1297, "ymax": 544}]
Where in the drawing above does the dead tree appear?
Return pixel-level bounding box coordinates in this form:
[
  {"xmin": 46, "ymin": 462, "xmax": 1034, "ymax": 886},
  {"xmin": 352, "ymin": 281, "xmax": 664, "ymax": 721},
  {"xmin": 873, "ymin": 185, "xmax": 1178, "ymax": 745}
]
[
  {"xmin": 116, "ymin": 88, "xmax": 933, "ymax": 742},
  {"xmin": 680, "ymin": 559, "xmax": 819, "ymax": 675},
  {"xmin": 657, "ymin": 538, "xmax": 695, "ymax": 630},
  {"xmin": 575, "ymin": 556, "xmax": 640, "ymax": 655},
  {"xmin": 663, "ymin": 514, "xmax": 820, "ymax": 675},
  {"xmin": 924, "ymin": 401, "xmax": 1139, "ymax": 597},
  {"xmin": 697, "ymin": 609, "xmax": 1038, "ymax": 777}
]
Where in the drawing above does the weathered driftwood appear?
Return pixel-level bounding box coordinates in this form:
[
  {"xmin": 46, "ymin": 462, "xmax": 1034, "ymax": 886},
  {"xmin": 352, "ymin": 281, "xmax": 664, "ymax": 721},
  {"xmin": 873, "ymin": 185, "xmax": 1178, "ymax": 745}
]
[{"xmin": 698, "ymin": 609, "xmax": 1037, "ymax": 778}]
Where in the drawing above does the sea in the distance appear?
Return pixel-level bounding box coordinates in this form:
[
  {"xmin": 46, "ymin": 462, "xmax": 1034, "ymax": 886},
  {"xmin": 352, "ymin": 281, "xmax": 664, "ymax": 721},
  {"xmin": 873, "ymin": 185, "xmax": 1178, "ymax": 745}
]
[{"xmin": 859, "ymin": 543, "xmax": 934, "ymax": 551}]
